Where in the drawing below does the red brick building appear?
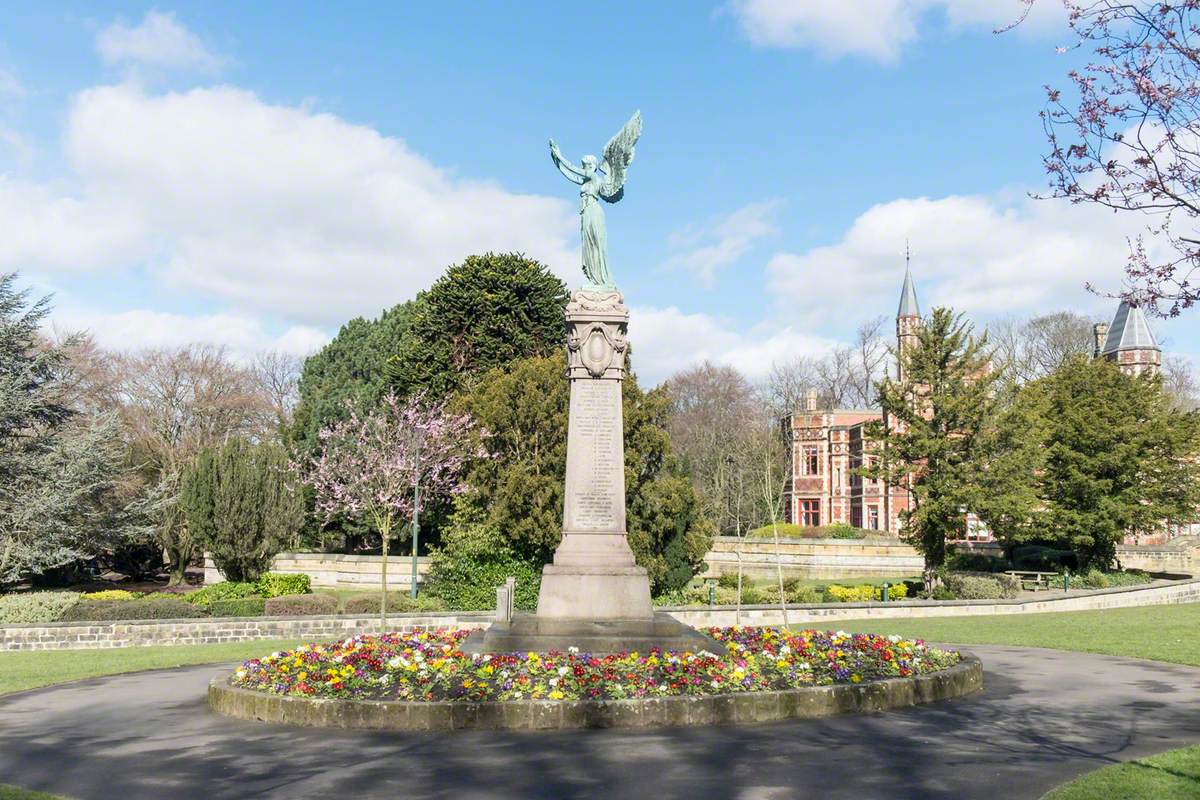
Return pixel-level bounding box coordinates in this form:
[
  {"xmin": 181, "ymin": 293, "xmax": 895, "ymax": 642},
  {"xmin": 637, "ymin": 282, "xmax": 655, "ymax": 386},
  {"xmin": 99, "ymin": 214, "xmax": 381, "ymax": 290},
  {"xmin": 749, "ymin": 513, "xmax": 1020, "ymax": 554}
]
[
  {"xmin": 782, "ymin": 271, "xmax": 1174, "ymax": 541},
  {"xmin": 781, "ymin": 267, "xmax": 919, "ymax": 533}
]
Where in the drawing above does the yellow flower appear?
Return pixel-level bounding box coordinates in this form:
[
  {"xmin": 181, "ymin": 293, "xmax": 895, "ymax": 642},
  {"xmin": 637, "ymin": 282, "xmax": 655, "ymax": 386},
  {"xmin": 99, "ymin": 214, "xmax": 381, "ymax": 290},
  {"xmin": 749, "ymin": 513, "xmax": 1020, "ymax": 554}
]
[
  {"xmin": 851, "ymin": 674, "xmax": 861, "ymax": 684},
  {"xmin": 548, "ymin": 690, "xmax": 564, "ymax": 700},
  {"xmin": 298, "ymin": 672, "xmax": 307, "ymax": 682}
]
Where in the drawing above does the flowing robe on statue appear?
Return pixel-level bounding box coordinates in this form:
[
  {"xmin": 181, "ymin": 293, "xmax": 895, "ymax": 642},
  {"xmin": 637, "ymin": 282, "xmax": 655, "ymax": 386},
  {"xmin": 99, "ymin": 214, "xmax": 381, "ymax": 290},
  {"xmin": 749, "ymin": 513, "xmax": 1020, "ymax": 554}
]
[{"xmin": 580, "ymin": 173, "xmax": 612, "ymax": 289}]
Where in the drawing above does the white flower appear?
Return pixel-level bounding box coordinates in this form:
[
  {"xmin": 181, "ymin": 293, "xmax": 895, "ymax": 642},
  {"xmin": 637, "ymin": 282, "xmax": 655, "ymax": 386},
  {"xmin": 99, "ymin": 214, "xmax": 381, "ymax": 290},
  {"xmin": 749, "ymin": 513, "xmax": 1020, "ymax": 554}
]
[
  {"xmin": 558, "ymin": 666, "xmax": 569, "ymax": 676},
  {"xmin": 334, "ymin": 655, "xmax": 344, "ymax": 664},
  {"xmin": 887, "ymin": 634, "xmax": 901, "ymax": 644},
  {"xmin": 568, "ymin": 646, "xmax": 579, "ymax": 654},
  {"xmin": 549, "ymin": 678, "xmax": 559, "ymax": 687}
]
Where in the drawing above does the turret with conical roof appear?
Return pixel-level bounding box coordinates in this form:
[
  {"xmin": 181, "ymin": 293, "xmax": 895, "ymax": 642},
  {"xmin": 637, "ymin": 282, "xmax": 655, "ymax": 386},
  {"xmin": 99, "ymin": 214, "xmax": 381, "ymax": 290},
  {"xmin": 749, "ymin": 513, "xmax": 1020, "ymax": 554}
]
[
  {"xmin": 896, "ymin": 245, "xmax": 921, "ymax": 382},
  {"xmin": 1099, "ymin": 300, "xmax": 1161, "ymax": 376}
]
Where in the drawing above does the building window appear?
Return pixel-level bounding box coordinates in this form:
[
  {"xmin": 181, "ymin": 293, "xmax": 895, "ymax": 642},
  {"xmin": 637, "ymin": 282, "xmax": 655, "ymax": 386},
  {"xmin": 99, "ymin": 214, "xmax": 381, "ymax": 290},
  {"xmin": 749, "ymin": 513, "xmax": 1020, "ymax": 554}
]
[
  {"xmin": 834, "ymin": 467, "xmax": 841, "ymax": 488},
  {"xmin": 802, "ymin": 446, "xmax": 820, "ymax": 475},
  {"xmin": 868, "ymin": 506, "xmax": 880, "ymax": 530},
  {"xmin": 800, "ymin": 499, "xmax": 820, "ymax": 527}
]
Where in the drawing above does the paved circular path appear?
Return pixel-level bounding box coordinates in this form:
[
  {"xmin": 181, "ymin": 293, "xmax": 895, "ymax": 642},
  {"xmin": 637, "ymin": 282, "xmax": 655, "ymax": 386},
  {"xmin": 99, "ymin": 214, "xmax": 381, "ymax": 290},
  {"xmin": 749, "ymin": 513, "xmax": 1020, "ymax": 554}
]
[{"xmin": 2, "ymin": 645, "xmax": 1199, "ymax": 800}]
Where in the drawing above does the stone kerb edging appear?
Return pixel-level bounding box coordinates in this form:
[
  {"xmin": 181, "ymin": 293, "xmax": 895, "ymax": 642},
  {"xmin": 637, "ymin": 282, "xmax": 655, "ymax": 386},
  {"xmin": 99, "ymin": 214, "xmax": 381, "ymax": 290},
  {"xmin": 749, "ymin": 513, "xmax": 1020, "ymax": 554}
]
[{"xmin": 207, "ymin": 652, "xmax": 983, "ymax": 731}]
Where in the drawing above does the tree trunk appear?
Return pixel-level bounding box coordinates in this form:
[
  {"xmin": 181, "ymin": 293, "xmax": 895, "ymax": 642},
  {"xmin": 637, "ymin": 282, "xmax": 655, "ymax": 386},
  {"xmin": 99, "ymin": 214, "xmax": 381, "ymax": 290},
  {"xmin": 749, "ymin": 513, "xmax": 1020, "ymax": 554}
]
[{"xmin": 380, "ymin": 524, "xmax": 390, "ymax": 630}]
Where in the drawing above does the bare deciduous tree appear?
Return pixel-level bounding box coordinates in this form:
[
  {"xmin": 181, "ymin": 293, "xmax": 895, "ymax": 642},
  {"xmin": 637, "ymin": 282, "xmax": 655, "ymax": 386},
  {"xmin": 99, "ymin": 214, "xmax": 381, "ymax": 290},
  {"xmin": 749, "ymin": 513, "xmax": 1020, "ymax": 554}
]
[{"xmin": 990, "ymin": 311, "xmax": 1096, "ymax": 384}]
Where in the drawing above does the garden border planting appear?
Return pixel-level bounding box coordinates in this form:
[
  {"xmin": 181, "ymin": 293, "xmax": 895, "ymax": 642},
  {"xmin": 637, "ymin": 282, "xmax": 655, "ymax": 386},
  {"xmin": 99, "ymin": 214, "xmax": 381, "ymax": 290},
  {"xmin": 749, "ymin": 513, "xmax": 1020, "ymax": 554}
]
[
  {"xmin": 3, "ymin": 577, "xmax": 1197, "ymax": 651},
  {"xmin": 207, "ymin": 651, "xmax": 983, "ymax": 730}
]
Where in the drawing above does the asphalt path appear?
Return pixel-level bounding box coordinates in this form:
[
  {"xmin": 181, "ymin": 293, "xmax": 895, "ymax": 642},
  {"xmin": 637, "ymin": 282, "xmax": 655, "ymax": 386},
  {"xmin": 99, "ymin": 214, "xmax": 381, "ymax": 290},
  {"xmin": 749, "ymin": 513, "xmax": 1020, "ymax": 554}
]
[{"xmin": 2, "ymin": 644, "xmax": 1199, "ymax": 799}]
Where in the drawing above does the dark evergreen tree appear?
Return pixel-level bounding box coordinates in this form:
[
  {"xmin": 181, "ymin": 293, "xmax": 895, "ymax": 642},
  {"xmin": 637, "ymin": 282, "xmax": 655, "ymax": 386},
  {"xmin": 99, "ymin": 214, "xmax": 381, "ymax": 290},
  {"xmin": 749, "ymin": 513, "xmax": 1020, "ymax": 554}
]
[
  {"xmin": 180, "ymin": 438, "xmax": 304, "ymax": 582},
  {"xmin": 1026, "ymin": 356, "xmax": 1200, "ymax": 568},
  {"xmin": 444, "ymin": 353, "xmax": 714, "ymax": 595},
  {"xmin": 387, "ymin": 252, "xmax": 569, "ymax": 399},
  {"xmin": 291, "ymin": 301, "xmax": 414, "ymax": 454},
  {"xmin": 862, "ymin": 307, "xmax": 1004, "ymax": 588},
  {"xmin": 0, "ymin": 273, "xmax": 142, "ymax": 584}
]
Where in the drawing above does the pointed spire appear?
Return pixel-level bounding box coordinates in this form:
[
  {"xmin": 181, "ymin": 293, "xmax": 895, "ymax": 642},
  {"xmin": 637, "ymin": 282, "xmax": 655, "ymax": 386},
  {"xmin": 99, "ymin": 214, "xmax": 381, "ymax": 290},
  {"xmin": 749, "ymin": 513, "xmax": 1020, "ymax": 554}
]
[
  {"xmin": 898, "ymin": 244, "xmax": 920, "ymax": 317},
  {"xmin": 1100, "ymin": 300, "xmax": 1160, "ymax": 355}
]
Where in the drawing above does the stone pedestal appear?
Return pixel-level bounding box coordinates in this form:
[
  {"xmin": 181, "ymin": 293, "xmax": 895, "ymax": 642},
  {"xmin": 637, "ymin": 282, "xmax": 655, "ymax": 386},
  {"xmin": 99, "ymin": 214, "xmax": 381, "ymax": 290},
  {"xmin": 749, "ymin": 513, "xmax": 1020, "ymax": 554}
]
[{"xmin": 463, "ymin": 290, "xmax": 723, "ymax": 656}]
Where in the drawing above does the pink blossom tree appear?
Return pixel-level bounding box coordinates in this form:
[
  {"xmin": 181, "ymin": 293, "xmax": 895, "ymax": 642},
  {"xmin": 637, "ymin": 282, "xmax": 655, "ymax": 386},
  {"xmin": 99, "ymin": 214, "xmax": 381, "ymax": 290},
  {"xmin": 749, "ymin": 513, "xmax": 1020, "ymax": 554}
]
[
  {"xmin": 304, "ymin": 393, "xmax": 476, "ymax": 626},
  {"xmin": 1013, "ymin": 1, "xmax": 1200, "ymax": 316}
]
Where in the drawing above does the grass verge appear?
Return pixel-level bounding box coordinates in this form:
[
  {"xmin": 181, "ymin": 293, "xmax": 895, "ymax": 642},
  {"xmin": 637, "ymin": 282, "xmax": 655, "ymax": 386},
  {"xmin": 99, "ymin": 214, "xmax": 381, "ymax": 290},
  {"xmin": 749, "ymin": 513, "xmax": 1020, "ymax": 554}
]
[
  {"xmin": 1041, "ymin": 744, "xmax": 1200, "ymax": 799},
  {"xmin": 830, "ymin": 602, "xmax": 1200, "ymax": 667},
  {"xmin": 0, "ymin": 638, "xmax": 305, "ymax": 697},
  {"xmin": 0, "ymin": 785, "xmax": 67, "ymax": 799}
]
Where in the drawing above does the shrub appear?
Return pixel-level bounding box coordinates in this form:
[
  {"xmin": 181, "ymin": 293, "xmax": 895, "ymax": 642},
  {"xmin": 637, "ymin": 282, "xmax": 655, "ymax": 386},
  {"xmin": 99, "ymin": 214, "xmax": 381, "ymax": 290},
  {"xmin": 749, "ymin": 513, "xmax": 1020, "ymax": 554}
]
[
  {"xmin": 1012, "ymin": 545, "xmax": 1077, "ymax": 572},
  {"xmin": 209, "ymin": 597, "xmax": 267, "ymax": 617},
  {"xmin": 180, "ymin": 437, "xmax": 303, "ymax": 582},
  {"xmin": 342, "ymin": 593, "xmax": 448, "ymax": 615},
  {"xmin": 62, "ymin": 597, "xmax": 205, "ymax": 621},
  {"xmin": 264, "ymin": 593, "xmax": 338, "ymax": 616},
  {"xmin": 717, "ymin": 572, "xmax": 741, "ymax": 590},
  {"xmin": 254, "ymin": 573, "xmax": 311, "ymax": 598},
  {"xmin": 788, "ymin": 585, "xmax": 824, "ymax": 604},
  {"xmin": 823, "ymin": 583, "xmax": 908, "ymax": 603},
  {"xmin": 185, "ymin": 582, "xmax": 259, "ymax": 609},
  {"xmin": 942, "ymin": 572, "xmax": 1019, "ymax": 600},
  {"xmin": 930, "ymin": 586, "xmax": 956, "ymax": 601},
  {"xmin": 825, "ymin": 522, "xmax": 866, "ymax": 540},
  {"xmin": 747, "ymin": 522, "xmax": 871, "ymax": 540},
  {"xmin": 0, "ymin": 591, "xmax": 80, "ymax": 624},
  {"xmin": 424, "ymin": 522, "xmax": 542, "ymax": 611},
  {"xmin": 1104, "ymin": 570, "xmax": 1152, "ymax": 588},
  {"xmin": 946, "ymin": 552, "xmax": 1007, "ymax": 573},
  {"xmin": 80, "ymin": 589, "xmax": 142, "ymax": 601}
]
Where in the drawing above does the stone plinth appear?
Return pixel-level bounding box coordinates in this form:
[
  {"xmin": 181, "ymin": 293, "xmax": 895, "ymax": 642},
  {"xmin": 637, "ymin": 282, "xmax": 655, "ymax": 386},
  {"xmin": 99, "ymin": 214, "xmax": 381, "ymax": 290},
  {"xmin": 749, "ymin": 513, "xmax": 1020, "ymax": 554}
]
[
  {"xmin": 464, "ymin": 289, "xmax": 724, "ymax": 656},
  {"xmin": 537, "ymin": 290, "xmax": 654, "ymax": 621}
]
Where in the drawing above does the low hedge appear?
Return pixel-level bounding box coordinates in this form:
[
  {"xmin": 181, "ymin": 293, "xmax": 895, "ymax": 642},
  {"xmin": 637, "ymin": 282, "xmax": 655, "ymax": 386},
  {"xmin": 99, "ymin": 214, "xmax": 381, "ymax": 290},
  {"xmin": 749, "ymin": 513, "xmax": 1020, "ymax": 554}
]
[
  {"xmin": 185, "ymin": 581, "xmax": 259, "ymax": 609},
  {"xmin": 61, "ymin": 597, "xmax": 206, "ymax": 621},
  {"xmin": 80, "ymin": 589, "xmax": 142, "ymax": 601},
  {"xmin": 255, "ymin": 573, "xmax": 311, "ymax": 598},
  {"xmin": 342, "ymin": 593, "xmax": 447, "ymax": 615},
  {"xmin": 264, "ymin": 593, "xmax": 338, "ymax": 616},
  {"xmin": 746, "ymin": 523, "xmax": 871, "ymax": 540},
  {"xmin": 824, "ymin": 583, "xmax": 909, "ymax": 603},
  {"xmin": 942, "ymin": 572, "xmax": 1021, "ymax": 600},
  {"xmin": 0, "ymin": 591, "xmax": 81, "ymax": 624},
  {"xmin": 209, "ymin": 597, "xmax": 268, "ymax": 617},
  {"xmin": 1078, "ymin": 569, "xmax": 1152, "ymax": 590}
]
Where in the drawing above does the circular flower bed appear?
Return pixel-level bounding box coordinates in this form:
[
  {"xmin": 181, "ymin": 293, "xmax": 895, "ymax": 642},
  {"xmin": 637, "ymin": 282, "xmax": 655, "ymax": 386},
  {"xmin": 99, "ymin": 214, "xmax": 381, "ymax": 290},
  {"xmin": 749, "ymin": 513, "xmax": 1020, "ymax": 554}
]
[{"xmin": 231, "ymin": 627, "xmax": 960, "ymax": 702}]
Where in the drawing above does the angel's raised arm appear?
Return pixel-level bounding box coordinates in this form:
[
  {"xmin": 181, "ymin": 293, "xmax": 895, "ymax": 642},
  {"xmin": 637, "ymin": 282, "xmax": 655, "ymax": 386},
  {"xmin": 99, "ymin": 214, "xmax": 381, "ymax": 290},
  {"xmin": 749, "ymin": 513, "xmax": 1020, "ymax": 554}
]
[{"xmin": 549, "ymin": 139, "xmax": 586, "ymax": 185}]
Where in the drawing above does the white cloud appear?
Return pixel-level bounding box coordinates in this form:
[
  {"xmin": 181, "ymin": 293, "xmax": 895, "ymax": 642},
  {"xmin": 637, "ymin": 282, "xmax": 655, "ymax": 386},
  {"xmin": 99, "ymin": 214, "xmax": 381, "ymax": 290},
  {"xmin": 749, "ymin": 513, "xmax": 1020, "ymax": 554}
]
[
  {"xmin": 630, "ymin": 304, "xmax": 838, "ymax": 385},
  {"xmin": 0, "ymin": 83, "xmax": 576, "ymax": 325},
  {"xmin": 0, "ymin": 68, "xmax": 24, "ymax": 99},
  {"xmin": 664, "ymin": 200, "xmax": 779, "ymax": 287},
  {"xmin": 767, "ymin": 191, "xmax": 1141, "ymax": 329},
  {"xmin": 52, "ymin": 304, "xmax": 329, "ymax": 361},
  {"xmin": 96, "ymin": 10, "xmax": 223, "ymax": 72},
  {"xmin": 727, "ymin": 0, "xmax": 1066, "ymax": 62}
]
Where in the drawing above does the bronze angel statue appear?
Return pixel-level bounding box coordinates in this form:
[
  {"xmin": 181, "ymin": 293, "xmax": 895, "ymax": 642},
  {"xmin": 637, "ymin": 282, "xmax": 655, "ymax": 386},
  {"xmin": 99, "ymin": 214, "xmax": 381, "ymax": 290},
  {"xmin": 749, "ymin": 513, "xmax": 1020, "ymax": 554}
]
[{"xmin": 549, "ymin": 111, "xmax": 642, "ymax": 290}]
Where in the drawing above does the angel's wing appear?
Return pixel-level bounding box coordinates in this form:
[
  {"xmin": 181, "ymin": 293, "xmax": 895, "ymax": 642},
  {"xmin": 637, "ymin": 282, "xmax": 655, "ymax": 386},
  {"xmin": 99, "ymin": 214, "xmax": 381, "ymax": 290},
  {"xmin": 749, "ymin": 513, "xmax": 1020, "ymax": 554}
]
[{"xmin": 599, "ymin": 110, "xmax": 642, "ymax": 203}]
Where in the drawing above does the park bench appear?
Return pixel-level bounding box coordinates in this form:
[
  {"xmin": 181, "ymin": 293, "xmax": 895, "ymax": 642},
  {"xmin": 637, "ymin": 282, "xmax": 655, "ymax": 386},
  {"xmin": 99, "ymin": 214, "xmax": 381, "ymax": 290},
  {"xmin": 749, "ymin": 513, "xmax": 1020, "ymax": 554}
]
[{"xmin": 1004, "ymin": 570, "xmax": 1058, "ymax": 591}]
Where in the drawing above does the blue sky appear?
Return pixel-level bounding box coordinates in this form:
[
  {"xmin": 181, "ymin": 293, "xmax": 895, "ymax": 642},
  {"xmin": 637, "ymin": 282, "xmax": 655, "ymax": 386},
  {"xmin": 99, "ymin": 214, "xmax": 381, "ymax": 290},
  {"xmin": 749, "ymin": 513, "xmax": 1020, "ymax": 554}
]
[{"xmin": 0, "ymin": 1, "xmax": 1195, "ymax": 383}]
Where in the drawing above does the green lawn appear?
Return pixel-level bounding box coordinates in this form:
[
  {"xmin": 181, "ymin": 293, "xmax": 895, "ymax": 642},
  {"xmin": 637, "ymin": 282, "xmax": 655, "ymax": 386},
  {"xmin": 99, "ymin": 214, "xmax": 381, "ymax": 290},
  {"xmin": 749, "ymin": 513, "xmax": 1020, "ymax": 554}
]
[
  {"xmin": 828, "ymin": 602, "xmax": 1200, "ymax": 667},
  {"xmin": 0, "ymin": 638, "xmax": 304, "ymax": 697},
  {"xmin": 1041, "ymin": 744, "xmax": 1200, "ymax": 799},
  {"xmin": 0, "ymin": 785, "xmax": 66, "ymax": 799}
]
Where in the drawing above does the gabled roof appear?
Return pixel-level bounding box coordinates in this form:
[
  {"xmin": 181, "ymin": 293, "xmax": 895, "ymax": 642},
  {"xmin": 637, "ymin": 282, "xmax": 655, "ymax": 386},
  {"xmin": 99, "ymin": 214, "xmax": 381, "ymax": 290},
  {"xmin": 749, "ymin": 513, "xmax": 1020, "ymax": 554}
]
[
  {"xmin": 898, "ymin": 265, "xmax": 920, "ymax": 317},
  {"xmin": 1101, "ymin": 301, "xmax": 1160, "ymax": 355}
]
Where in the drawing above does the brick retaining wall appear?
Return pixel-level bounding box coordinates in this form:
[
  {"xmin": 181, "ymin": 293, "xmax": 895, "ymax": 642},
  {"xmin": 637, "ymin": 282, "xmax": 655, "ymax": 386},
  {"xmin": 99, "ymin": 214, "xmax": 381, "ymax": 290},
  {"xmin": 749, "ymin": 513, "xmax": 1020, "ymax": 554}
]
[{"xmin": 4, "ymin": 578, "xmax": 1199, "ymax": 652}]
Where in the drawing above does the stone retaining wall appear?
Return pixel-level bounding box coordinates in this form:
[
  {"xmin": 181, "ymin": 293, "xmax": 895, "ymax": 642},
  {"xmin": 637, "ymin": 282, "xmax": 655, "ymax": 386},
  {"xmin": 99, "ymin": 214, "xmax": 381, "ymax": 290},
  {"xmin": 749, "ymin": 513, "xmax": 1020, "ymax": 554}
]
[
  {"xmin": 203, "ymin": 553, "xmax": 431, "ymax": 588},
  {"xmin": 207, "ymin": 652, "xmax": 983, "ymax": 730},
  {"xmin": 5, "ymin": 578, "xmax": 1199, "ymax": 652},
  {"xmin": 704, "ymin": 537, "xmax": 924, "ymax": 579},
  {"xmin": 672, "ymin": 577, "xmax": 1200, "ymax": 627},
  {"xmin": 705, "ymin": 536, "xmax": 1200, "ymax": 579},
  {"xmin": 0, "ymin": 612, "xmax": 493, "ymax": 652}
]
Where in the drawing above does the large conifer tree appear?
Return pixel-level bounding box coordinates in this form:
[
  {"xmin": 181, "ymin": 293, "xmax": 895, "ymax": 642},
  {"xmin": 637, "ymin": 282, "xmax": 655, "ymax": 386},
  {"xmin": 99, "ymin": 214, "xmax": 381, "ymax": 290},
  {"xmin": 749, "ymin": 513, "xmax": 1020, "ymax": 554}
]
[{"xmin": 862, "ymin": 307, "xmax": 1004, "ymax": 588}]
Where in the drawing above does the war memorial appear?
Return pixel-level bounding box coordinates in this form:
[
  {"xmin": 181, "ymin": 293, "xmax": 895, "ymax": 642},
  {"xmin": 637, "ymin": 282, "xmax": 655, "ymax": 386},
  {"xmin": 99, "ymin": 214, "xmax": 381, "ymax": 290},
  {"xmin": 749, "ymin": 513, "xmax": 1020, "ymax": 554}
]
[{"xmin": 207, "ymin": 114, "xmax": 980, "ymax": 730}]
